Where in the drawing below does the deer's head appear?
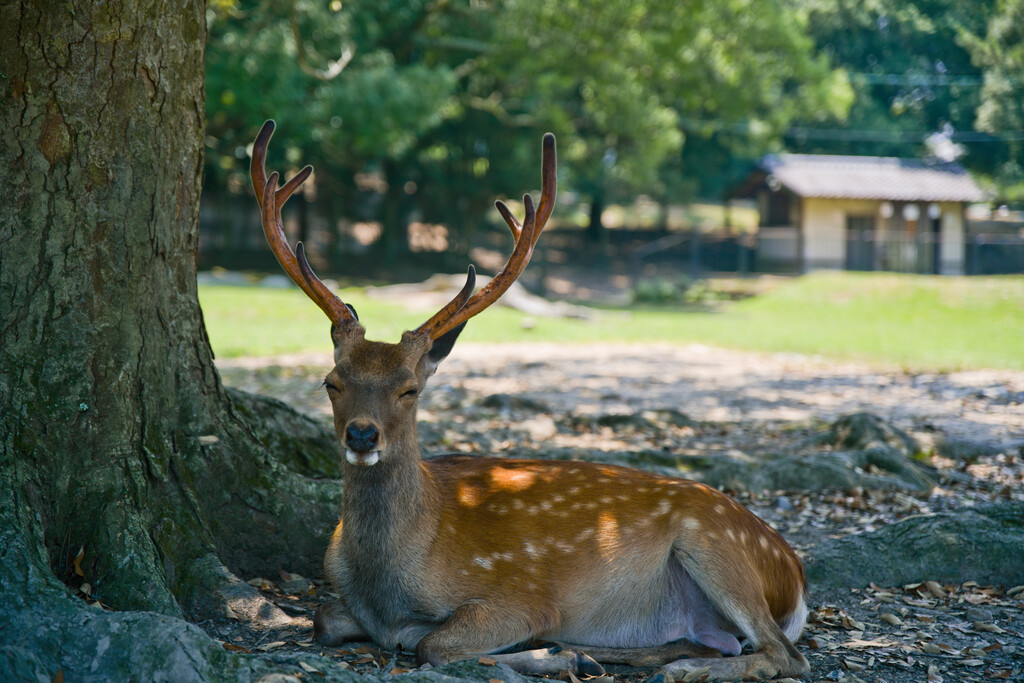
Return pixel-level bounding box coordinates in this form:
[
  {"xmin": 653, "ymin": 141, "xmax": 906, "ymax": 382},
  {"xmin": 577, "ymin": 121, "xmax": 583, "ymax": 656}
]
[{"xmin": 249, "ymin": 121, "xmax": 555, "ymax": 467}]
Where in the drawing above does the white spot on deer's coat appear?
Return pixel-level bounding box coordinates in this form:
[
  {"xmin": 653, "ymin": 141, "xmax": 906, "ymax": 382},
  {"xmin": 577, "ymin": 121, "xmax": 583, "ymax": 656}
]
[
  {"xmin": 474, "ymin": 556, "xmax": 493, "ymax": 570},
  {"xmin": 682, "ymin": 517, "xmax": 701, "ymax": 531},
  {"xmin": 759, "ymin": 535, "xmax": 769, "ymax": 549},
  {"xmin": 524, "ymin": 541, "xmax": 540, "ymax": 556},
  {"xmin": 725, "ymin": 528, "xmax": 736, "ymax": 541},
  {"xmin": 656, "ymin": 499, "xmax": 671, "ymax": 516},
  {"xmin": 713, "ymin": 503, "xmax": 726, "ymax": 514}
]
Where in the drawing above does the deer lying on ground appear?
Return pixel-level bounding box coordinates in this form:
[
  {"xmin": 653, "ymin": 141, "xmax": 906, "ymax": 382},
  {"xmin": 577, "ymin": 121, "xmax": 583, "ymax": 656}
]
[{"xmin": 249, "ymin": 120, "xmax": 809, "ymax": 682}]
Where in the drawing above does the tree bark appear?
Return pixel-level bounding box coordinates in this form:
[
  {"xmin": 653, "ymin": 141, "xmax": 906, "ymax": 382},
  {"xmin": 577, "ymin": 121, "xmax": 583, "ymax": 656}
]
[{"xmin": 0, "ymin": 2, "xmax": 345, "ymax": 679}]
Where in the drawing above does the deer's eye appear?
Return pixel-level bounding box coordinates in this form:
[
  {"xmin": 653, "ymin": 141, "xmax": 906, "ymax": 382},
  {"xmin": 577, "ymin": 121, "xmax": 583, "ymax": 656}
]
[
  {"xmin": 399, "ymin": 388, "xmax": 419, "ymax": 399},
  {"xmin": 324, "ymin": 380, "xmax": 343, "ymax": 394}
]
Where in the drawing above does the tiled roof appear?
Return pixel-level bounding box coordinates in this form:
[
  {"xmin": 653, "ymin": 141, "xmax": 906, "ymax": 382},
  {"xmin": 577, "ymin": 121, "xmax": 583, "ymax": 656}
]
[{"xmin": 762, "ymin": 154, "xmax": 986, "ymax": 202}]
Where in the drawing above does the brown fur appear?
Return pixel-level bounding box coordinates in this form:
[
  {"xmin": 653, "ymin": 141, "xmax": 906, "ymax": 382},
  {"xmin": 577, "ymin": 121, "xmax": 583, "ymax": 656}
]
[{"xmin": 312, "ymin": 331, "xmax": 809, "ymax": 681}]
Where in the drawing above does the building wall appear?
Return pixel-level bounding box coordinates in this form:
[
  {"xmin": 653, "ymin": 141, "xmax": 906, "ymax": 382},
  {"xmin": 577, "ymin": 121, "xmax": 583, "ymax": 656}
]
[
  {"xmin": 800, "ymin": 197, "xmax": 879, "ymax": 269},
  {"xmin": 939, "ymin": 202, "xmax": 965, "ymax": 275},
  {"xmin": 798, "ymin": 197, "xmax": 966, "ymax": 273}
]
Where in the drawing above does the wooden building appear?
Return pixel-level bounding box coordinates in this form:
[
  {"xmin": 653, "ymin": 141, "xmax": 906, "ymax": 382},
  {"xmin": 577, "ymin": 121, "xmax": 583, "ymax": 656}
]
[{"xmin": 736, "ymin": 154, "xmax": 986, "ymax": 274}]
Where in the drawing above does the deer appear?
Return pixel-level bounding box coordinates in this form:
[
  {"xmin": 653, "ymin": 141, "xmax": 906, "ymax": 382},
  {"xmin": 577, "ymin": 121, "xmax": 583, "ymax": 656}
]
[{"xmin": 249, "ymin": 120, "xmax": 810, "ymax": 682}]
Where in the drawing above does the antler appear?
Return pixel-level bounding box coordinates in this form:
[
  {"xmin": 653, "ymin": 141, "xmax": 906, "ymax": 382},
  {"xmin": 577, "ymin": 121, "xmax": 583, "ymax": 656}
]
[
  {"xmin": 250, "ymin": 120, "xmax": 358, "ymax": 327},
  {"xmin": 417, "ymin": 133, "xmax": 556, "ymax": 340}
]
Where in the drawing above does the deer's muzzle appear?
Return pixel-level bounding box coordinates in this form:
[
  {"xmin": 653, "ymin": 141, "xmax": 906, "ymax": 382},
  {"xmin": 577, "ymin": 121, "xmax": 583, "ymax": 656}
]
[{"xmin": 344, "ymin": 421, "xmax": 382, "ymax": 466}]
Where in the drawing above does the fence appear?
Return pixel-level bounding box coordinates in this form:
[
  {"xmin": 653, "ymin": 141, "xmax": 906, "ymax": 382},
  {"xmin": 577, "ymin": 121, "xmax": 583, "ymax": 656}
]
[
  {"xmin": 627, "ymin": 227, "xmax": 1024, "ymax": 276},
  {"xmin": 198, "ymin": 192, "xmax": 1024, "ymax": 278}
]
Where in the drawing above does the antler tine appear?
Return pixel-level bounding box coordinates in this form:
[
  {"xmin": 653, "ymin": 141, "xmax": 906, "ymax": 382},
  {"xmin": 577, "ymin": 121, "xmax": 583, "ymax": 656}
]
[
  {"xmin": 495, "ymin": 201, "xmax": 522, "ymax": 241},
  {"xmin": 251, "ymin": 120, "xmax": 357, "ymax": 328},
  {"xmin": 417, "ymin": 134, "xmax": 555, "ymax": 341},
  {"xmin": 493, "ymin": 134, "xmax": 555, "ymax": 243},
  {"xmin": 414, "ymin": 265, "xmax": 477, "ymax": 337},
  {"xmin": 533, "ymin": 133, "xmax": 557, "ymax": 246}
]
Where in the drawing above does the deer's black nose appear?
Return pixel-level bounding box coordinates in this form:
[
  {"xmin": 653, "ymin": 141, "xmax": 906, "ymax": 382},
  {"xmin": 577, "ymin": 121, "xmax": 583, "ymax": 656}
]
[{"xmin": 345, "ymin": 422, "xmax": 380, "ymax": 453}]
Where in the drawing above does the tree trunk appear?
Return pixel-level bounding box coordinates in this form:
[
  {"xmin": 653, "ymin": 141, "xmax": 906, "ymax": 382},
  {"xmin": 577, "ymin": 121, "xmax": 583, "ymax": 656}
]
[
  {"xmin": 586, "ymin": 190, "xmax": 607, "ymax": 244},
  {"xmin": 0, "ymin": 2, "xmax": 344, "ymax": 679},
  {"xmin": 377, "ymin": 159, "xmax": 408, "ymax": 262}
]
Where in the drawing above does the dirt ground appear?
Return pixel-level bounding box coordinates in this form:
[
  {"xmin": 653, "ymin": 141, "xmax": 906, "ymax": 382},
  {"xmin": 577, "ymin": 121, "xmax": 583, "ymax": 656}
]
[{"xmin": 207, "ymin": 343, "xmax": 1024, "ymax": 683}]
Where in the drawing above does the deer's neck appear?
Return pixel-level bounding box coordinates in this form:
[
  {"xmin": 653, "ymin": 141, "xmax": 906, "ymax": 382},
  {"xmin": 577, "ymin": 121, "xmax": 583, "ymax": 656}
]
[{"xmin": 340, "ymin": 440, "xmax": 437, "ymax": 553}]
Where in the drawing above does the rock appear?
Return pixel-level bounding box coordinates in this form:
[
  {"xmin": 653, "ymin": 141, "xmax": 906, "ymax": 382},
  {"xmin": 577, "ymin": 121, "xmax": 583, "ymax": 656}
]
[
  {"xmin": 697, "ymin": 448, "xmax": 934, "ymax": 493},
  {"xmin": 809, "ymin": 412, "xmax": 920, "ymax": 457},
  {"xmin": 805, "ymin": 500, "xmax": 1024, "ymax": 594},
  {"xmin": 570, "ymin": 408, "xmax": 695, "ymax": 432},
  {"xmin": 258, "ymin": 274, "xmax": 294, "ymax": 289},
  {"xmin": 479, "ymin": 394, "xmax": 550, "ymax": 413}
]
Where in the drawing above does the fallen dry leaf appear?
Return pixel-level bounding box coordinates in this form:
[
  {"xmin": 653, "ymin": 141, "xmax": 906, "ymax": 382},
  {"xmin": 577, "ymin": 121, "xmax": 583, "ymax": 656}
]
[
  {"xmin": 478, "ymin": 657, "xmax": 498, "ymax": 666},
  {"xmin": 974, "ymin": 622, "xmax": 1006, "ymax": 633},
  {"xmin": 257, "ymin": 641, "xmax": 286, "ymax": 651},
  {"xmin": 246, "ymin": 577, "xmax": 276, "ymax": 591},
  {"xmin": 219, "ymin": 641, "xmax": 251, "ymax": 653},
  {"xmin": 841, "ymin": 615, "xmax": 866, "ymax": 630},
  {"xmin": 841, "ymin": 658, "xmax": 865, "ymax": 672},
  {"xmin": 73, "ymin": 547, "xmax": 85, "ymax": 577},
  {"xmin": 844, "ymin": 638, "xmax": 895, "ymax": 649}
]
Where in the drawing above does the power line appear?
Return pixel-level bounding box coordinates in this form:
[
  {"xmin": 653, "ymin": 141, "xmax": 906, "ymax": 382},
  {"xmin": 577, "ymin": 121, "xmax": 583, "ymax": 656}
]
[
  {"xmin": 679, "ymin": 117, "xmax": 1024, "ymax": 143},
  {"xmin": 848, "ymin": 72, "xmax": 989, "ymax": 87},
  {"xmin": 783, "ymin": 127, "xmax": 1024, "ymax": 142}
]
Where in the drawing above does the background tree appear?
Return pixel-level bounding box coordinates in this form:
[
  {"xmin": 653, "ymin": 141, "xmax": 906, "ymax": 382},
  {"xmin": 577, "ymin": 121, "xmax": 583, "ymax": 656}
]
[
  {"xmin": 0, "ymin": 2, "xmax": 346, "ymax": 679},
  {"xmin": 963, "ymin": 0, "xmax": 1024, "ymax": 201},
  {"xmin": 787, "ymin": 0, "xmax": 999, "ymax": 164},
  {"xmin": 204, "ymin": 0, "xmax": 851, "ymax": 256}
]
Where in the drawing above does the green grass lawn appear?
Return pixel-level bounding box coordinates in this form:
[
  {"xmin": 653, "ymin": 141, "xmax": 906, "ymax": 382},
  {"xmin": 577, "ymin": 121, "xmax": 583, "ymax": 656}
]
[{"xmin": 198, "ymin": 272, "xmax": 1024, "ymax": 371}]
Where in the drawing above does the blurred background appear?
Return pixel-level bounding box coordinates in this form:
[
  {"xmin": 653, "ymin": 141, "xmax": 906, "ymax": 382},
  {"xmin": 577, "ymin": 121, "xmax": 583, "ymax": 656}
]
[{"xmin": 196, "ymin": 0, "xmax": 1024, "ymax": 369}]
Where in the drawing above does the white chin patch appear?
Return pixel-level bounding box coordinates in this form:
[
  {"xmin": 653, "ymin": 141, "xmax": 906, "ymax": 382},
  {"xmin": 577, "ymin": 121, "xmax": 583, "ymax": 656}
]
[{"xmin": 345, "ymin": 449, "xmax": 380, "ymax": 466}]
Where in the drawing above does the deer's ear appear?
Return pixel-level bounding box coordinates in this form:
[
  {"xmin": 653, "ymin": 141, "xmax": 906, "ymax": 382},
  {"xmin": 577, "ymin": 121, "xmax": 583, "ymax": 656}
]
[
  {"xmin": 422, "ymin": 322, "xmax": 466, "ymax": 376},
  {"xmin": 331, "ymin": 318, "xmax": 366, "ymax": 363}
]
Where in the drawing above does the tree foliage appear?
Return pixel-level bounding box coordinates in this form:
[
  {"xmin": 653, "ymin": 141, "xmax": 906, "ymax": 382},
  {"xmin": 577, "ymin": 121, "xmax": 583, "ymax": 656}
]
[
  {"xmin": 204, "ymin": 0, "xmax": 849, "ymax": 245},
  {"xmin": 962, "ymin": 0, "xmax": 1024, "ymax": 197}
]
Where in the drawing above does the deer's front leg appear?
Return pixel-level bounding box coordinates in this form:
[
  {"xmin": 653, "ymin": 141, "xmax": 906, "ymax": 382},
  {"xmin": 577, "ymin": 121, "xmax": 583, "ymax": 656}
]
[
  {"xmin": 313, "ymin": 598, "xmax": 370, "ymax": 646},
  {"xmin": 415, "ymin": 601, "xmax": 604, "ymax": 677}
]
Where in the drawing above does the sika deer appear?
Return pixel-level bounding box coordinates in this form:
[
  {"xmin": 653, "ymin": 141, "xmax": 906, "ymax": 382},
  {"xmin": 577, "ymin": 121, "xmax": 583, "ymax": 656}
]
[{"xmin": 250, "ymin": 120, "xmax": 809, "ymax": 681}]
